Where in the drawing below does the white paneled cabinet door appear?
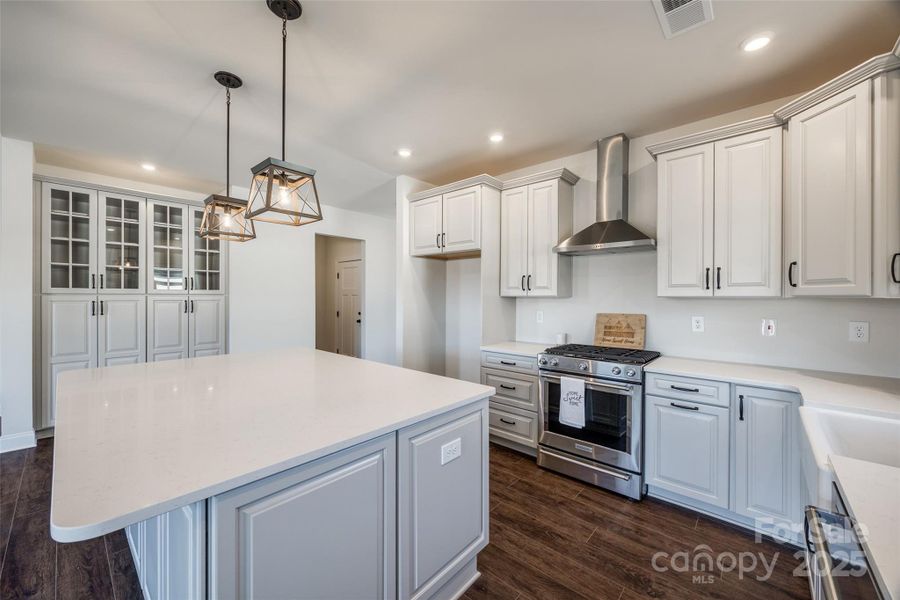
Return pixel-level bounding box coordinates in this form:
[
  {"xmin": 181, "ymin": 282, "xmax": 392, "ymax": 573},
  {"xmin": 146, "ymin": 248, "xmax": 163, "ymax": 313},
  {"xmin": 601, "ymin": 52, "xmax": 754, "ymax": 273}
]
[
  {"xmin": 409, "ymin": 196, "xmax": 442, "ymax": 256},
  {"xmin": 189, "ymin": 206, "xmax": 224, "ymax": 294},
  {"xmin": 148, "ymin": 296, "xmax": 189, "ymax": 362},
  {"xmin": 645, "ymin": 395, "xmax": 729, "ymax": 509},
  {"xmin": 42, "ymin": 183, "xmax": 98, "ymax": 294},
  {"xmin": 165, "ymin": 502, "xmax": 206, "ymax": 600},
  {"xmin": 526, "ymin": 180, "xmax": 560, "ymax": 297},
  {"xmin": 41, "ymin": 295, "xmax": 97, "ymax": 427},
  {"xmin": 99, "ymin": 192, "xmax": 145, "ymax": 294},
  {"xmin": 657, "ymin": 145, "xmax": 714, "ymax": 297},
  {"xmin": 98, "ymin": 295, "xmax": 146, "ymax": 367},
  {"xmin": 190, "ymin": 296, "xmax": 225, "ymax": 357},
  {"xmin": 442, "ymin": 185, "xmax": 481, "ymax": 253},
  {"xmin": 147, "ymin": 200, "xmax": 188, "ymax": 294},
  {"xmin": 500, "ymin": 185, "xmax": 529, "ymax": 297},
  {"xmin": 142, "ymin": 515, "xmax": 163, "ymax": 600},
  {"xmin": 873, "ymin": 70, "xmax": 900, "ymax": 298},
  {"xmin": 713, "ymin": 129, "xmax": 782, "ymax": 297},
  {"xmin": 787, "ymin": 79, "xmax": 872, "ymax": 296},
  {"xmin": 734, "ymin": 386, "xmax": 801, "ymax": 526}
]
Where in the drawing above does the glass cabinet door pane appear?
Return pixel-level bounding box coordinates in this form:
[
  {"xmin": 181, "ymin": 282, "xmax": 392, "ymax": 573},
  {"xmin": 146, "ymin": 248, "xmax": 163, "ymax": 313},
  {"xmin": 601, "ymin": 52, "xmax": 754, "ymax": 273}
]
[
  {"xmin": 71, "ymin": 193, "xmax": 90, "ymax": 215},
  {"xmin": 195, "ymin": 272, "xmax": 208, "ymax": 291},
  {"xmin": 169, "ymin": 250, "xmax": 182, "ymax": 270},
  {"xmin": 154, "ymin": 248, "xmax": 168, "ymax": 269},
  {"xmin": 154, "ymin": 226, "xmax": 168, "ymax": 247},
  {"xmin": 207, "ymin": 238, "xmax": 220, "ymax": 252},
  {"xmin": 123, "ymin": 269, "xmax": 139, "ymax": 290},
  {"xmin": 208, "ymin": 272, "xmax": 220, "ymax": 291},
  {"xmin": 106, "ymin": 221, "xmax": 122, "ymax": 242},
  {"xmin": 106, "ymin": 244, "xmax": 122, "ymax": 267},
  {"xmin": 50, "ymin": 240, "xmax": 68, "ymax": 263},
  {"xmin": 170, "ymin": 208, "xmax": 183, "ymax": 227},
  {"xmin": 71, "ymin": 241, "xmax": 90, "ymax": 265},
  {"xmin": 123, "ymin": 246, "xmax": 139, "ymax": 268},
  {"xmin": 208, "ymin": 253, "xmax": 220, "ymax": 271},
  {"xmin": 123, "ymin": 200, "xmax": 140, "ymax": 221},
  {"xmin": 194, "ymin": 252, "xmax": 207, "ymax": 271},
  {"xmin": 123, "ymin": 223, "xmax": 139, "ymax": 245},
  {"xmin": 105, "ymin": 268, "xmax": 122, "ymax": 289},
  {"xmin": 50, "ymin": 189, "xmax": 69, "ymax": 213},
  {"xmin": 71, "ymin": 266, "xmax": 90, "ymax": 288},
  {"xmin": 154, "ymin": 269, "xmax": 169, "ymax": 290},
  {"xmin": 50, "ymin": 215, "xmax": 69, "ymax": 238},
  {"xmin": 71, "ymin": 217, "xmax": 90, "ymax": 240},
  {"xmin": 50, "ymin": 265, "xmax": 69, "ymax": 288},
  {"xmin": 169, "ymin": 270, "xmax": 184, "ymax": 289},
  {"xmin": 154, "ymin": 205, "xmax": 167, "ymax": 224},
  {"xmin": 170, "ymin": 228, "xmax": 182, "ymax": 247},
  {"xmin": 106, "ymin": 198, "xmax": 122, "ymax": 218}
]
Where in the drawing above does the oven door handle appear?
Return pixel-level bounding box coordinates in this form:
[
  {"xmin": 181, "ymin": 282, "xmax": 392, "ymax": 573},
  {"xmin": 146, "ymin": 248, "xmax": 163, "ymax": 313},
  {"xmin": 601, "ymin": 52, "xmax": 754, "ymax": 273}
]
[
  {"xmin": 539, "ymin": 448, "xmax": 632, "ymax": 481},
  {"xmin": 540, "ymin": 373, "xmax": 633, "ymax": 393}
]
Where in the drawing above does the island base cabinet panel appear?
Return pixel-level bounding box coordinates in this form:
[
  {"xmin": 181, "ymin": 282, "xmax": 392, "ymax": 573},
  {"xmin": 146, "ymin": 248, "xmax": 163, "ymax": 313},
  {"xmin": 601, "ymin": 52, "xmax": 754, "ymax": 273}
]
[
  {"xmin": 210, "ymin": 434, "xmax": 396, "ymax": 600},
  {"xmin": 645, "ymin": 395, "xmax": 729, "ymax": 509},
  {"xmin": 398, "ymin": 401, "xmax": 489, "ymax": 600},
  {"xmin": 734, "ymin": 386, "xmax": 802, "ymax": 528}
]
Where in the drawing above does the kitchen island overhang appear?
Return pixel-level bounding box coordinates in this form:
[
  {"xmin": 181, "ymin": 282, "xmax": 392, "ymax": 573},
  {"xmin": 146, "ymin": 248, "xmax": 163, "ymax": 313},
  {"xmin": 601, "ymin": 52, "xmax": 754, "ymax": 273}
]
[{"xmin": 51, "ymin": 348, "xmax": 494, "ymax": 599}]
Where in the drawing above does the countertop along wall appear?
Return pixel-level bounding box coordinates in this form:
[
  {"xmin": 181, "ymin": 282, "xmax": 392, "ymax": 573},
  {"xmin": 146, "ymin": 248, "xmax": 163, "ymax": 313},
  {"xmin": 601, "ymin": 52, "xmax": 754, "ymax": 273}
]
[{"xmin": 504, "ymin": 98, "xmax": 900, "ymax": 379}]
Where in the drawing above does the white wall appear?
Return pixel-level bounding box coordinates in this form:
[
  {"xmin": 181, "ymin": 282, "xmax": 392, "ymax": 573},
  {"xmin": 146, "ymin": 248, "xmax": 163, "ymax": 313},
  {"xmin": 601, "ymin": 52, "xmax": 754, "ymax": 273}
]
[
  {"xmin": 444, "ymin": 257, "xmax": 481, "ymax": 382},
  {"xmin": 505, "ymin": 99, "xmax": 900, "ymax": 378},
  {"xmin": 0, "ymin": 137, "xmax": 36, "ymax": 450},
  {"xmin": 229, "ymin": 185, "xmax": 396, "ymax": 365}
]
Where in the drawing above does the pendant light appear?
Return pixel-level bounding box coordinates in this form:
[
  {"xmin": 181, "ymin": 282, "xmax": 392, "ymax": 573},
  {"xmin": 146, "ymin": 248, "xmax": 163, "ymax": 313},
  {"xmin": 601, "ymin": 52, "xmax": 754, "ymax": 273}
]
[
  {"xmin": 245, "ymin": 0, "xmax": 323, "ymax": 227},
  {"xmin": 199, "ymin": 71, "xmax": 256, "ymax": 242}
]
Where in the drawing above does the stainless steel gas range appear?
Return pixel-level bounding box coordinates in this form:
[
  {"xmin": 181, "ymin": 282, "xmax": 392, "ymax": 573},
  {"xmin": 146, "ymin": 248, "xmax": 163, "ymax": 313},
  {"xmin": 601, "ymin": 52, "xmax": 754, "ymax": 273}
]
[{"xmin": 536, "ymin": 344, "xmax": 660, "ymax": 500}]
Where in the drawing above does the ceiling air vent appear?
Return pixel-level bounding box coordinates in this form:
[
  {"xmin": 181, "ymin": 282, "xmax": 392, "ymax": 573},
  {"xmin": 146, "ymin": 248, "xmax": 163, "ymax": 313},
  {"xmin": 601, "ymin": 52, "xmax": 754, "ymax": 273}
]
[{"xmin": 652, "ymin": 0, "xmax": 714, "ymax": 39}]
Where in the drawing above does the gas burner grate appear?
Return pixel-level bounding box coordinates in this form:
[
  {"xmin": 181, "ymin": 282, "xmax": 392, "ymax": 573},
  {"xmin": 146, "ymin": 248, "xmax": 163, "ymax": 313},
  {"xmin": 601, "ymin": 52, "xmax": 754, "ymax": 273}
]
[{"xmin": 544, "ymin": 344, "xmax": 661, "ymax": 365}]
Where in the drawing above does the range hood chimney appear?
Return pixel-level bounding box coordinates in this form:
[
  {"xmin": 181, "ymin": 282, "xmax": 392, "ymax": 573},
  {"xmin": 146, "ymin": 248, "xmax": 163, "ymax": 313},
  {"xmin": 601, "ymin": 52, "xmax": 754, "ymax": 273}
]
[{"xmin": 554, "ymin": 134, "xmax": 656, "ymax": 255}]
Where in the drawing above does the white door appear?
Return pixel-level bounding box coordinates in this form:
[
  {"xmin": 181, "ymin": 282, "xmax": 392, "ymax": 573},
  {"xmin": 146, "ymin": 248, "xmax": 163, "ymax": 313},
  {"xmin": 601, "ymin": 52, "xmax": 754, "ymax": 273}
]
[
  {"xmin": 42, "ymin": 183, "xmax": 98, "ymax": 294},
  {"xmin": 787, "ymin": 79, "xmax": 872, "ymax": 296},
  {"xmin": 98, "ymin": 192, "xmax": 145, "ymax": 294},
  {"xmin": 409, "ymin": 196, "xmax": 442, "ymax": 256},
  {"xmin": 441, "ymin": 185, "xmax": 481, "ymax": 253},
  {"xmin": 713, "ymin": 128, "xmax": 782, "ymax": 297},
  {"xmin": 645, "ymin": 395, "xmax": 729, "ymax": 509},
  {"xmin": 190, "ymin": 296, "xmax": 225, "ymax": 357},
  {"xmin": 734, "ymin": 386, "xmax": 801, "ymax": 525},
  {"xmin": 189, "ymin": 206, "xmax": 224, "ymax": 295},
  {"xmin": 147, "ymin": 296, "xmax": 190, "ymax": 362},
  {"xmin": 98, "ymin": 295, "xmax": 146, "ymax": 367},
  {"xmin": 41, "ymin": 295, "xmax": 97, "ymax": 427},
  {"xmin": 873, "ymin": 70, "xmax": 900, "ymax": 298},
  {"xmin": 147, "ymin": 200, "xmax": 188, "ymax": 294},
  {"xmin": 526, "ymin": 180, "xmax": 559, "ymax": 297},
  {"xmin": 657, "ymin": 145, "xmax": 715, "ymax": 297},
  {"xmin": 335, "ymin": 260, "xmax": 363, "ymax": 357},
  {"xmin": 500, "ymin": 185, "xmax": 529, "ymax": 297}
]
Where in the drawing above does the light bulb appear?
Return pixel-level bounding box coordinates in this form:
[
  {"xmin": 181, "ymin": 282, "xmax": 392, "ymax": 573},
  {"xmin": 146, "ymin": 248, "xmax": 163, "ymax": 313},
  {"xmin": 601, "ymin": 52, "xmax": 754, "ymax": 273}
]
[
  {"xmin": 279, "ymin": 185, "xmax": 290, "ymax": 206},
  {"xmin": 223, "ymin": 212, "xmax": 234, "ymax": 228}
]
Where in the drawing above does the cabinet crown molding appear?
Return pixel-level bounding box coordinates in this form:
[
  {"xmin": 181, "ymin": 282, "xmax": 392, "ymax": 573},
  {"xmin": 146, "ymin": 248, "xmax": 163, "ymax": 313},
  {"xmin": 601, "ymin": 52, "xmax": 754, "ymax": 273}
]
[
  {"xmin": 407, "ymin": 174, "xmax": 502, "ymax": 202},
  {"xmin": 501, "ymin": 168, "xmax": 580, "ymax": 189},
  {"xmin": 646, "ymin": 116, "xmax": 782, "ymax": 158}
]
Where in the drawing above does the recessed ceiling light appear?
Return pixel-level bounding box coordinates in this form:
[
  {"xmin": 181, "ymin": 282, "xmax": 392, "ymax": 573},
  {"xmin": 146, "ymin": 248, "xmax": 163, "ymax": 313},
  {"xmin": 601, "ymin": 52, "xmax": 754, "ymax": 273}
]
[
  {"xmin": 489, "ymin": 132, "xmax": 504, "ymax": 143},
  {"xmin": 141, "ymin": 163, "xmax": 156, "ymax": 171},
  {"xmin": 741, "ymin": 33, "xmax": 772, "ymax": 53},
  {"xmin": 397, "ymin": 148, "xmax": 412, "ymax": 158}
]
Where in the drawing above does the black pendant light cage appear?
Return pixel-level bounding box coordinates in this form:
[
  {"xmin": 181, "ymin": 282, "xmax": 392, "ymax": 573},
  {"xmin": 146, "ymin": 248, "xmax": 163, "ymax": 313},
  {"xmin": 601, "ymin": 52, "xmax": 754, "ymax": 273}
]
[
  {"xmin": 200, "ymin": 71, "xmax": 257, "ymax": 242},
  {"xmin": 245, "ymin": 0, "xmax": 323, "ymax": 227}
]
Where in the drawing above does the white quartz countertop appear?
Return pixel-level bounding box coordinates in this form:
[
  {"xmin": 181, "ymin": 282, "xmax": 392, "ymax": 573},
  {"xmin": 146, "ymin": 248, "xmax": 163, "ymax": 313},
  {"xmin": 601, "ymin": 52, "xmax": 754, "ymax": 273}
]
[
  {"xmin": 51, "ymin": 348, "xmax": 493, "ymax": 543},
  {"xmin": 480, "ymin": 341, "xmax": 551, "ymax": 357},
  {"xmin": 829, "ymin": 455, "xmax": 900, "ymax": 599},
  {"xmin": 646, "ymin": 357, "xmax": 900, "ymax": 417}
]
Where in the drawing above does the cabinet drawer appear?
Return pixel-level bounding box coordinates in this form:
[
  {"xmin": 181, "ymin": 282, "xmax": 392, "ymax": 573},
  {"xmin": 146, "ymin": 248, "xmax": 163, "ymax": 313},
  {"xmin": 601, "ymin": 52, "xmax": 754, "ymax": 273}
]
[
  {"xmin": 488, "ymin": 402, "xmax": 537, "ymax": 448},
  {"xmin": 481, "ymin": 351, "xmax": 537, "ymax": 374},
  {"xmin": 481, "ymin": 368, "xmax": 537, "ymax": 411},
  {"xmin": 645, "ymin": 373, "xmax": 729, "ymax": 407}
]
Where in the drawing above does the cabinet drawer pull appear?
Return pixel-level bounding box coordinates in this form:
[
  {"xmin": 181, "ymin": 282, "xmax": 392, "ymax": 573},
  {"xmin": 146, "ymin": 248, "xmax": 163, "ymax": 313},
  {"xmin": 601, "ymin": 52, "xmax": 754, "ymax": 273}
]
[
  {"xmin": 91, "ymin": 300, "xmax": 96, "ymax": 316},
  {"xmin": 705, "ymin": 267, "xmax": 710, "ymax": 290},
  {"xmin": 499, "ymin": 360, "xmax": 516, "ymax": 366},
  {"xmin": 91, "ymin": 274, "xmax": 96, "ymax": 289},
  {"xmin": 739, "ymin": 394, "xmax": 744, "ymax": 421},
  {"xmin": 499, "ymin": 418, "xmax": 516, "ymax": 426},
  {"xmin": 100, "ymin": 273, "xmax": 104, "ymax": 289},
  {"xmin": 436, "ymin": 234, "xmax": 440, "ymax": 248},
  {"xmin": 100, "ymin": 300, "xmax": 105, "ymax": 316},
  {"xmin": 670, "ymin": 385, "xmax": 699, "ymax": 393},
  {"xmin": 788, "ymin": 261, "xmax": 797, "ymax": 288},
  {"xmin": 190, "ymin": 276, "xmax": 194, "ymax": 291},
  {"xmin": 716, "ymin": 267, "xmax": 721, "ymax": 290},
  {"xmin": 670, "ymin": 402, "xmax": 699, "ymax": 411},
  {"xmin": 521, "ymin": 275, "xmax": 525, "ymax": 291},
  {"xmin": 499, "ymin": 384, "xmax": 517, "ymax": 391},
  {"xmin": 190, "ymin": 300, "xmax": 195, "ymax": 313},
  {"xmin": 442, "ymin": 232, "xmax": 446, "ymax": 248},
  {"xmin": 527, "ymin": 274, "xmax": 532, "ymax": 291},
  {"xmin": 184, "ymin": 300, "xmax": 188, "ymax": 314},
  {"xmin": 892, "ymin": 253, "xmax": 900, "ymax": 284}
]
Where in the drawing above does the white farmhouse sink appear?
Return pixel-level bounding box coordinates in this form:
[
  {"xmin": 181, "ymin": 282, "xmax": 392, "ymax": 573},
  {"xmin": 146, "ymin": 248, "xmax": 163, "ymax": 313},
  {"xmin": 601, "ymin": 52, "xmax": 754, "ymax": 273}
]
[{"xmin": 799, "ymin": 406, "xmax": 900, "ymax": 507}]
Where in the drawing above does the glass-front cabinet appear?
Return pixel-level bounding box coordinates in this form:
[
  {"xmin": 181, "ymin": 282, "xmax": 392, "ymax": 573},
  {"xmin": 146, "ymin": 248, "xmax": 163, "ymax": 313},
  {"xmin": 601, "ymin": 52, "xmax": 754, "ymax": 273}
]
[
  {"xmin": 99, "ymin": 192, "xmax": 145, "ymax": 293},
  {"xmin": 42, "ymin": 183, "xmax": 98, "ymax": 293},
  {"xmin": 148, "ymin": 200, "xmax": 188, "ymax": 293},
  {"xmin": 189, "ymin": 206, "xmax": 223, "ymax": 294}
]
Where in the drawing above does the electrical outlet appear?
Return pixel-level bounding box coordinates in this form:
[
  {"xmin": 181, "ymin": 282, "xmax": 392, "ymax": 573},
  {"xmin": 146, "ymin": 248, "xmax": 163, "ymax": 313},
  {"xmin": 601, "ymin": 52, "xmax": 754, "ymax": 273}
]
[
  {"xmin": 536, "ymin": 310, "xmax": 544, "ymax": 324},
  {"xmin": 761, "ymin": 319, "xmax": 777, "ymax": 336},
  {"xmin": 441, "ymin": 438, "xmax": 462, "ymax": 465},
  {"xmin": 691, "ymin": 316, "xmax": 705, "ymax": 333},
  {"xmin": 849, "ymin": 321, "xmax": 869, "ymax": 343}
]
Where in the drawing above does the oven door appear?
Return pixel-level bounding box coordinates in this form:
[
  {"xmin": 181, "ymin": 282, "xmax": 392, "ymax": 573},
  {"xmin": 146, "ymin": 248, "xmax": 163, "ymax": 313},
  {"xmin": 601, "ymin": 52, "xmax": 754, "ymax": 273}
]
[{"xmin": 538, "ymin": 372, "xmax": 641, "ymax": 473}]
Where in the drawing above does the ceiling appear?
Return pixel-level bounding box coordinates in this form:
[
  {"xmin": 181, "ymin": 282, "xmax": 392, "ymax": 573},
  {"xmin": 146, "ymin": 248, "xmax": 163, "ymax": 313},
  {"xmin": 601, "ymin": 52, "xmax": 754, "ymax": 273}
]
[{"xmin": 3, "ymin": 1, "xmax": 899, "ymax": 215}]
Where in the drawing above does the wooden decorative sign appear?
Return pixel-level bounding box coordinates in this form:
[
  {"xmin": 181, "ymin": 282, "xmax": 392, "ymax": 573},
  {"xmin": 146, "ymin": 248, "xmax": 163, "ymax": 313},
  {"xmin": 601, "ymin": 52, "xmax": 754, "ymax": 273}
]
[{"xmin": 594, "ymin": 313, "xmax": 646, "ymax": 349}]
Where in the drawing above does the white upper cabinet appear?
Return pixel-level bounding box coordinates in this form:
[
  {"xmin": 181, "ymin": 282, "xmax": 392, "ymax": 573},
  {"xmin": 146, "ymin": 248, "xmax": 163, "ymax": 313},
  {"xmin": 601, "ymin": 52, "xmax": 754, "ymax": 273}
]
[
  {"xmin": 99, "ymin": 192, "xmax": 145, "ymax": 294},
  {"xmin": 189, "ymin": 206, "xmax": 224, "ymax": 294},
  {"xmin": 500, "ymin": 171, "xmax": 574, "ymax": 298},
  {"xmin": 657, "ymin": 128, "xmax": 782, "ymax": 297},
  {"xmin": 442, "ymin": 185, "xmax": 481, "ymax": 253},
  {"xmin": 409, "ymin": 195, "xmax": 442, "ymax": 256},
  {"xmin": 42, "ymin": 183, "xmax": 98, "ymax": 294},
  {"xmin": 785, "ymin": 80, "xmax": 872, "ymax": 296},
  {"xmin": 657, "ymin": 145, "xmax": 715, "ymax": 297},
  {"xmin": 148, "ymin": 200, "xmax": 189, "ymax": 294},
  {"xmin": 713, "ymin": 129, "xmax": 782, "ymax": 297},
  {"xmin": 873, "ymin": 70, "xmax": 900, "ymax": 298}
]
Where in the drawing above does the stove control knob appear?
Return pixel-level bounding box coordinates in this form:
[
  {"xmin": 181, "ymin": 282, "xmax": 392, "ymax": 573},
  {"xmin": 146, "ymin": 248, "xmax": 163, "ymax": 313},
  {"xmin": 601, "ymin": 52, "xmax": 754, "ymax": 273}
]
[
  {"xmin": 578, "ymin": 362, "xmax": 589, "ymax": 371},
  {"xmin": 611, "ymin": 366, "xmax": 622, "ymax": 376},
  {"xmin": 625, "ymin": 368, "xmax": 637, "ymax": 378},
  {"xmin": 538, "ymin": 357, "xmax": 548, "ymax": 366},
  {"xmin": 550, "ymin": 358, "xmax": 560, "ymax": 367}
]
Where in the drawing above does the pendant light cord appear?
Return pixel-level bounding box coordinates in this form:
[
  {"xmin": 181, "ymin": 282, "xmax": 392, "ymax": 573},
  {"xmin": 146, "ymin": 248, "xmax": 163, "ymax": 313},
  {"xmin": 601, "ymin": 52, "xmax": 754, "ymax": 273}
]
[
  {"xmin": 281, "ymin": 16, "xmax": 287, "ymax": 162},
  {"xmin": 226, "ymin": 87, "xmax": 231, "ymax": 197}
]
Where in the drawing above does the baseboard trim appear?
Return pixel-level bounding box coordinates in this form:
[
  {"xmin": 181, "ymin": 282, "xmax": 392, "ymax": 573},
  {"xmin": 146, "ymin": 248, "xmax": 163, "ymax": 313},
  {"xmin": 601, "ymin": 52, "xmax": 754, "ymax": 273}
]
[{"xmin": 0, "ymin": 430, "xmax": 37, "ymax": 453}]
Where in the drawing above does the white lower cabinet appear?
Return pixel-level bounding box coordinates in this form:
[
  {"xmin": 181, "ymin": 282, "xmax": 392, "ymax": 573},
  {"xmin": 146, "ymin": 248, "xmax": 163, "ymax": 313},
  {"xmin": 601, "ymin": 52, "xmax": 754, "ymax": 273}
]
[
  {"xmin": 189, "ymin": 296, "xmax": 225, "ymax": 357},
  {"xmin": 148, "ymin": 295, "xmax": 225, "ymax": 361},
  {"xmin": 645, "ymin": 394, "xmax": 730, "ymax": 509},
  {"xmin": 98, "ymin": 295, "xmax": 146, "ymax": 367},
  {"xmin": 41, "ymin": 295, "xmax": 97, "ymax": 427},
  {"xmin": 482, "ymin": 352, "xmax": 539, "ymax": 453}
]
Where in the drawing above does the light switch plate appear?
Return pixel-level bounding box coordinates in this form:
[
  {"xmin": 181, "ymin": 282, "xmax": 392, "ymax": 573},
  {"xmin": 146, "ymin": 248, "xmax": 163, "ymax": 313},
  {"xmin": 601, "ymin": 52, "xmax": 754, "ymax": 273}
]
[
  {"xmin": 536, "ymin": 310, "xmax": 544, "ymax": 324},
  {"xmin": 691, "ymin": 316, "xmax": 705, "ymax": 333},
  {"xmin": 441, "ymin": 438, "xmax": 462, "ymax": 465},
  {"xmin": 849, "ymin": 321, "xmax": 869, "ymax": 343},
  {"xmin": 761, "ymin": 319, "xmax": 777, "ymax": 336}
]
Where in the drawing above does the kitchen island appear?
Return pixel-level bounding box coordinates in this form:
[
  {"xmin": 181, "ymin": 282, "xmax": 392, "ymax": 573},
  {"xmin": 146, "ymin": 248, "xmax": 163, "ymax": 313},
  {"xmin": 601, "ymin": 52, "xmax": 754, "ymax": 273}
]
[{"xmin": 50, "ymin": 348, "xmax": 494, "ymax": 600}]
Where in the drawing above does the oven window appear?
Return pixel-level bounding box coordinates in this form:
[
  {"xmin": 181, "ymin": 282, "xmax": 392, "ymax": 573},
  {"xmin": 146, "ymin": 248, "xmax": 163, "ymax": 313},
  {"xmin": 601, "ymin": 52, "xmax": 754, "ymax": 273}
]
[{"xmin": 546, "ymin": 381, "xmax": 629, "ymax": 451}]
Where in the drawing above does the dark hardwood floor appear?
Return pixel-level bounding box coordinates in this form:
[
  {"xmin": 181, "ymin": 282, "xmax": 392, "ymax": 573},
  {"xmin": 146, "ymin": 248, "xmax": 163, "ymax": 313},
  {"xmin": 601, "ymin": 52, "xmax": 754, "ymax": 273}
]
[{"xmin": 1, "ymin": 438, "xmax": 809, "ymax": 599}]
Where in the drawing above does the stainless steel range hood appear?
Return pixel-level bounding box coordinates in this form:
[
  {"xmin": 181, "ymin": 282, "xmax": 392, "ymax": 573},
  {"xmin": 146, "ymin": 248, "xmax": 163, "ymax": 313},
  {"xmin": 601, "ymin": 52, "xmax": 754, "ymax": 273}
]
[{"xmin": 554, "ymin": 134, "xmax": 656, "ymax": 255}]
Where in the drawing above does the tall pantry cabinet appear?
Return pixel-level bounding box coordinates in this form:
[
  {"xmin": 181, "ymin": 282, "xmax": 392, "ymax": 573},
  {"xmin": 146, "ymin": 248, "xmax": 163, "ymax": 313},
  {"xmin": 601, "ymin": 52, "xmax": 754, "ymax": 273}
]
[{"xmin": 37, "ymin": 181, "xmax": 227, "ymax": 429}]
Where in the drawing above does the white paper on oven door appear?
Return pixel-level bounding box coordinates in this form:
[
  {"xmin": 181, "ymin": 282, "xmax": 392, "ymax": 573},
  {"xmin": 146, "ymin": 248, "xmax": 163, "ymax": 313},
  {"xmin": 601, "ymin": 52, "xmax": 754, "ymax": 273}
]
[{"xmin": 559, "ymin": 376, "xmax": 586, "ymax": 429}]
